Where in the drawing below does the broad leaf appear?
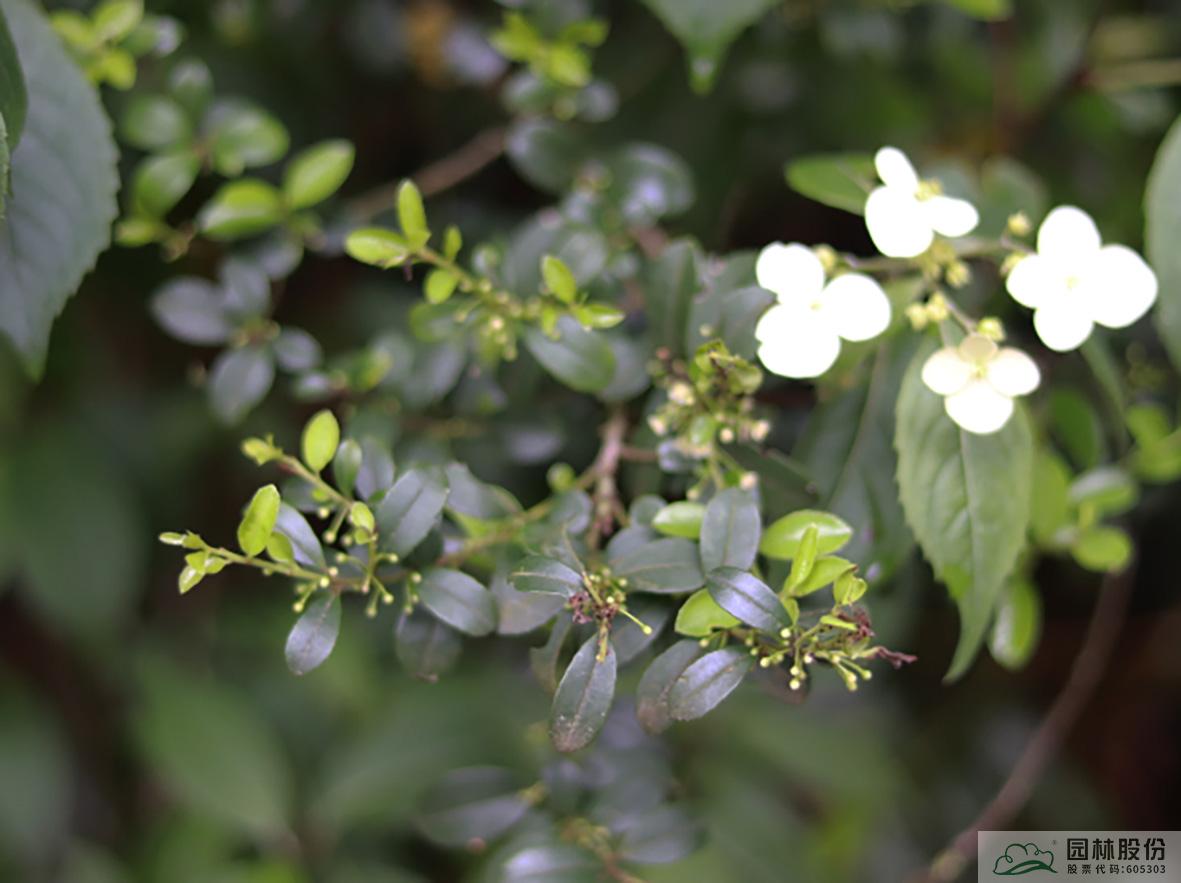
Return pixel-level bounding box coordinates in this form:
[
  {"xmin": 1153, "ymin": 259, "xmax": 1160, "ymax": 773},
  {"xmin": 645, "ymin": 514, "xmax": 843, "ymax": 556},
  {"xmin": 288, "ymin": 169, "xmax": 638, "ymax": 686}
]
[
  {"xmin": 607, "ymin": 536, "xmax": 704, "ymax": 594},
  {"xmin": 705, "ymin": 567, "xmax": 790, "ymax": 632},
  {"xmin": 699, "ymin": 488, "xmax": 760, "ymax": 572},
  {"xmin": 895, "ymin": 341, "xmax": 1033, "ymax": 681},
  {"xmin": 636, "ymin": 640, "xmax": 704, "ymax": 733},
  {"xmin": 668, "ymin": 647, "xmax": 751, "ymax": 721},
  {"xmin": 0, "ymin": 3, "xmax": 26, "ymax": 150},
  {"xmin": 208, "ymin": 345, "xmax": 274, "ymax": 424},
  {"xmin": 0, "ymin": 0, "xmax": 119, "ymax": 376},
  {"xmin": 284, "ymin": 593, "xmax": 341, "ymax": 675},
  {"xmin": 523, "ymin": 315, "xmax": 616, "ymax": 393},
  {"xmin": 550, "ymin": 635, "xmax": 616, "ymax": 752},
  {"xmin": 416, "ymin": 567, "xmax": 496, "ymax": 637},
  {"xmin": 511, "ymin": 555, "xmax": 583, "ymax": 597},
  {"xmin": 375, "ymin": 468, "xmax": 449, "ymax": 557}
]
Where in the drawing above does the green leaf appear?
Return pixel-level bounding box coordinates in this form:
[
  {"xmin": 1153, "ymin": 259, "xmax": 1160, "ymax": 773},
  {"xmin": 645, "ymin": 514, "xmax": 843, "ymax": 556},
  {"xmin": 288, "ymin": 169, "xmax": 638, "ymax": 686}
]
[
  {"xmin": 505, "ymin": 118, "xmax": 588, "ymax": 193},
  {"xmin": 639, "ymin": 0, "xmax": 778, "ymax": 93},
  {"xmin": 636, "ymin": 640, "xmax": 704, "ymax": 733},
  {"xmin": 415, "ymin": 767, "xmax": 531, "ymax": 848},
  {"xmin": 424, "ymin": 268, "xmax": 459, "ymax": 304},
  {"xmin": 0, "ymin": 691, "xmax": 69, "ymax": 865},
  {"xmin": 608, "ymin": 536, "xmax": 704, "ymax": 594},
  {"xmin": 92, "ymin": 0, "xmax": 142, "ymax": 41},
  {"xmin": 616, "ymin": 806, "xmax": 703, "ymax": 865},
  {"xmin": 674, "ymin": 587, "xmax": 740, "ymax": 637},
  {"xmin": 344, "ymin": 227, "xmax": 411, "ymax": 267},
  {"xmin": 530, "ymin": 617, "xmax": 571, "ymax": 693},
  {"xmin": 0, "ymin": 0, "xmax": 119, "ymax": 377},
  {"xmin": 131, "ymin": 149, "xmax": 199, "ymax": 217},
  {"xmin": 134, "ymin": 663, "xmax": 292, "ymax": 837},
  {"xmin": 523, "ymin": 315, "xmax": 616, "ymax": 393},
  {"xmin": 685, "ymin": 286, "xmax": 774, "ymax": 361},
  {"xmin": 895, "ymin": 341, "xmax": 1033, "ymax": 681},
  {"xmin": 785, "ymin": 153, "xmax": 876, "ymax": 215},
  {"xmin": 797, "ymin": 340, "xmax": 916, "ymax": 579},
  {"xmin": 668, "ymin": 647, "xmax": 752, "ymax": 721},
  {"xmin": 705, "ymin": 567, "xmax": 790, "ymax": 632},
  {"xmin": 1071, "ymin": 526, "xmax": 1132, "ymax": 573},
  {"xmin": 0, "ymin": 4, "xmax": 26, "ymax": 151},
  {"xmin": 938, "ymin": 0, "xmax": 1012, "ymax": 21},
  {"xmin": 1030, "ymin": 449, "xmax": 1072, "ymax": 545},
  {"xmin": 788, "ymin": 555, "xmax": 855, "ymax": 597},
  {"xmin": 275, "ymin": 504, "xmax": 326, "ymax": 569},
  {"xmin": 1068, "ymin": 467, "xmax": 1137, "ymax": 518},
  {"xmin": 570, "ymin": 302, "xmax": 625, "ymax": 330},
  {"xmin": 120, "ymin": 94, "xmax": 190, "ymax": 150},
  {"xmin": 301, "ymin": 409, "xmax": 340, "ymax": 472},
  {"xmin": 1146, "ymin": 113, "xmax": 1181, "ymax": 374},
  {"xmin": 209, "ymin": 103, "xmax": 289, "ymax": 176},
  {"xmin": 700, "ymin": 488, "xmax": 760, "ymax": 572},
  {"xmin": 645, "ymin": 238, "xmax": 702, "ymax": 357},
  {"xmin": 208, "ymin": 345, "xmax": 274, "ymax": 424},
  {"xmin": 651, "ymin": 501, "xmax": 706, "ymax": 538},
  {"xmin": 395, "ymin": 608, "xmax": 462, "ymax": 680},
  {"xmin": 541, "ymin": 254, "xmax": 577, "ymax": 303},
  {"xmin": 989, "ymin": 578, "xmax": 1040, "ymax": 671},
  {"xmin": 511, "ymin": 556, "xmax": 583, "ymax": 597},
  {"xmin": 333, "ymin": 439, "xmax": 363, "ymax": 497},
  {"xmin": 396, "ymin": 179, "xmax": 429, "ymax": 245},
  {"xmin": 374, "ymin": 468, "xmax": 449, "ymax": 557},
  {"xmin": 284, "ymin": 593, "xmax": 341, "ymax": 676},
  {"xmin": 550, "ymin": 635, "xmax": 616, "ymax": 753},
  {"xmin": 150, "ymin": 278, "xmax": 231, "ymax": 345},
  {"xmin": 198, "ymin": 179, "xmax": 285, "ymax": 240},
  {"xmin": 282, "ymin": 139, "xmax": 354, "ymax": 209},
  {"xmin": 274, "ymin": 327, "xmax": 321, "ymax": 371},
  {"xmin": 416, "ymin": 567, "xmax": 495, "ymax": 637},
  {"xmin": 759, "ymin": 510, "xmax": 853, "ymax": 560},
  {"xmin": 237, "ymin": 484, "xmax": 281, "ymax": 556},
  {"xmin": 602, "ymin": 143, "xmax": 694, "ymax": 223}
]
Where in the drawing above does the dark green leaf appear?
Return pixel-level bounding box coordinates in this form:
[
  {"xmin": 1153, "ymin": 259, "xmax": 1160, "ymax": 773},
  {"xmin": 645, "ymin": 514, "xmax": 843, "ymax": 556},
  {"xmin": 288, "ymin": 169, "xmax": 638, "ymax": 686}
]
[
  {"xmin": 495, "ymin": 843, "xmax": 600, "ymax": 883},
  {"xmin": 785, "ymin": 153, "xmax": 876, "ymax": 214},
  {"xmin": 608, "ymin": 537, "xmax": 704, "ymax": 594},
  {"xmin": 603, "ymin": 143, "xmax": 694, "ymax": 223},
  {"xmin": 530, "ymin": 616, "xmax": 571, "ymax": 692},
  {"xmin": 274, "ymin": 503, "xmax": 326, "ymax": 569},
  {"xmin": 0, "ymin": 3, "xmax": 26, "ymax": 150},
  {"xmin": 895, "ymin": 341, "xmax": 1033, "ymax": 681},
  {"xmin": 705, "ymin": 567, "xmax": 790, "ymax": 632},
  {"xmin": 0, "ymin": 0, "xmax": 119, "ymax": 376},
  {"xmin": 493, "ymin": 569, "xmax": 566, "ymax": 635},
  {"xmin": 668, "ymin": 647, "xmax": 752, "ymax": 721},
  {"xmin": 395, "ymin": 608, "xmax": 462, "ymax": 680},
  {"xmin": 512, "ymin": 556, "xmax": 583, "ymax": 597},
  {"xmin": 616, "ymin": 805, "xmax": 703, "ymax": 865},
  {"xmin": 685, "ymin": 285, "xmax": 773, "ymax": 361},
  {"xmin": 636, "ymin": 640, "xmax": 704, "ymax": 733},
  {"xmin": 273, "ymin": 327, "xmax": 322, "ymax": 372},
  {"xmin": 333, "ymin": 439, "xmax": 363, "ymax": 497},
  {"xmin": 416, "ymin": 567, "xmax": 495, "ymax": 637},
  {"xmin": 611, "ymin": 596, "xmax": 670, "ymax": 665},
  {"xmin": 443, "ymin": 462, "xmax": 520, "ymax": 520},
  {"xmin": 639, "ymin": 0, "xmax": 778, "ymax": 92},
  {"xmin": 355, "ymin": 436, "xmax": 396, "ymax": 500},
  {"xmin": 550, "ymin": 635, "xmax": 616, "ymax": 753},
  {"xmin": 699, "ymin": 488, "xmax": 760, "ymax": 572},
  {"xmin": 150, "ymin": 278, "xmax": 231, "ymax": 345},
  {"xmin": 523, "ymin": 315, "xmax": 616, "ymax": 393},
  {"xmin": 1146, "ymin": 113, "xmax": 1181, "ymax": 374},
  {"xmin": 505, "ymin": 118, "xmax": 587, "ymax": 193},
  {"xmin": 416, "ymin": 767, "xmax": 531, "ymax": 848},
  {"xmin": 645, "ymin": 238, "xmax": 702, "ymax": 357},
  {"xmin": 208, "ymin": 345, "xmax": 274, "ymax": 424},
  {"xmin": 285, "ymin": 593, "xmax": 341, "ymax": 675},
  {"xmin": 375, "ymin": 468, "xmax": 449, "ymax": 557}
]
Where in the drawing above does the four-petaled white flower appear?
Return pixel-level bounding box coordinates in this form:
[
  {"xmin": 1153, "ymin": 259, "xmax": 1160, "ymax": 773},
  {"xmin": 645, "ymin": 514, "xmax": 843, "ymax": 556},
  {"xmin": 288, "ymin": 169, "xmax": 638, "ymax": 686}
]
[
  {"xmin": 921, "ymin": 334, "xmax": 1040, "ymax": 435},
  {"xmin": 754, "ymin": 242, "xmax": 891, "ymax": 379},
  {"xmin": 865, "ymin": 146, "xmax": 979, "ymax": 259},
  {"xmin": 1004, "ymin": 205, "xmax": 1158, "ymax": 352}
]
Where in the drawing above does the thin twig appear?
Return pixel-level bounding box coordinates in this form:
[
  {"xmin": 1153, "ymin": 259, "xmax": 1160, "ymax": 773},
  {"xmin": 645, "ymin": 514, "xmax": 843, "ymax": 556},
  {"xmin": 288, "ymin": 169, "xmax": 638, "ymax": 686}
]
[
  {"xmin": 918, "ymin": 566, "xmax": 1135, "ymax": 883},
  {"xmin": 347, "ymin": 126, "xmax": 508, "ymax": 221},
  {"xmin": 587, "ymin": 408, "xmax": 629, "ymax": 549}
]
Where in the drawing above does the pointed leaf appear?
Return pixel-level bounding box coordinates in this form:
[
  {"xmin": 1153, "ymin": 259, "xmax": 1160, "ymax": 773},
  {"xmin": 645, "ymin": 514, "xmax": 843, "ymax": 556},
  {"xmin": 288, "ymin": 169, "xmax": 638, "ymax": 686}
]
[
  {"xmin": 705, "ymin": 567, "xmax": 789, "ymax": 632},
  {"xmin": 699, "ymin": 488, "xmax": 760, "ymax": 572},
  {"xmin": 550, "ymin": 635, "xmax": 616, "ymax": 753}
]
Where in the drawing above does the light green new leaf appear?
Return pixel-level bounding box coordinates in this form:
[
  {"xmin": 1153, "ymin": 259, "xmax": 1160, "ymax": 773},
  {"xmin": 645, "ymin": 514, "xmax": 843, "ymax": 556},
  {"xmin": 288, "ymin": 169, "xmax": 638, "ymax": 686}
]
[
  {"xmin": 785, "ymin": 153, "xmax": 876, "ymax": 215},
  {"xmin": 198, "ymin": 179, "xmax": 284, "ymax": 240},
  {"xmin": 396, "ymin": 179, "xmax": 429, "ymax": 245},
  {"xmin": 238, "ymin": 484, "xmax": 281, "ymax": 556},
  {"xmin": 895, "ymin": 342, "xmax": 1033, "ymax": 681},
  {"xmin": 0, "ymin": 0, "xmax": 119, "ymax": 377},
  {"xmin": 759, "ymin": 509, "xmax": 852, "ymax": 560},
  {"xmin": 301, "ymin": 409, "xmax": 340, "ymax": 472},
  {"xmin": 989, "ymin": 578, "xmax": 1041, "ymax": 671},
  {"xmin": 652, "ymin": 501, "xmax": 706, "ymax": 538},
  {"xmin": 1146, "ymin": 113, "xmax": 1181, "ymax": 373},
  {"xmin": 283, "ymin": 139, "xmax": 354, "ymax": 209}
]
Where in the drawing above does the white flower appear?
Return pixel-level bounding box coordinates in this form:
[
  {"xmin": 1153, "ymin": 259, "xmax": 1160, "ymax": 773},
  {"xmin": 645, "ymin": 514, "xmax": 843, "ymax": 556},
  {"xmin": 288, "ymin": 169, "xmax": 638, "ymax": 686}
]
[
  {"xmin": 864, "ymin": 147, "xmax": 979, "ymax": 259},
  {"xmin": 921, "ymin": 334, "xmax": 1040, "ymax": 435},
  {"xmin": 753, "ymin": 242, "xmax": 891, "ymax": 379},
  {"xmin": 1005, "ymin": 205, "xmax": 1158, "ymax": 352}
]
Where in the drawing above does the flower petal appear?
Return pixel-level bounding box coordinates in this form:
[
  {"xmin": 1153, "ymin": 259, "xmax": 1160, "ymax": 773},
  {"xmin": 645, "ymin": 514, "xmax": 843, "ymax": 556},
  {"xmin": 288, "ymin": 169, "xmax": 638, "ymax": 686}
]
[
  {"xmin": 755, "ymin": 310, "xmax": 841, "ymax": 379},
  {"xmin": 755, "ymin": 242, "xmax": 825, "ymax": 304},
  {"xmin": 986, "ymin": 347, "xmax": 1040, "ymax": 397},
  {"xmin": 1080, "ymin": 244, "xmax": 1158, "ymax": 329},
  {"xmin": 921, "ymin": 347, "xmax": 972, "ymax": 396},
  {"xmin": 944, "ymin": 379, "xmax": 1015, "ymax": 435},
  {"xmin": 865, "ymin": 186, "xmax": 933, "ymax": 258},
  {"xmin": 1033, "ymin": 295, "xmax": 1094, "ymax": 352},
  {"xmin": 924, "ymin": 195, "xmax": 979, "ymax": 238},
  {"xmin": 821, "ymin": 273, "xmax": 891, "ymax": 342},
  {"xmin": 1037, "ymin": 205, "xmax": 1101, "ymax": 261},
  {"xmin": 1005, "ymin": 253, "xmax": 1062, "ymax": 309},
  {"xmin": 874, "ymin": 146, "xmax": 918, "ymax": 191}
]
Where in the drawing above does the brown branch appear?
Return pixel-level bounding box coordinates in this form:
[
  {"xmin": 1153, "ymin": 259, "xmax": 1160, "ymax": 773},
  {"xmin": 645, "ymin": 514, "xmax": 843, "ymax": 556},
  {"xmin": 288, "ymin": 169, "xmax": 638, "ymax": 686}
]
[
  {"xmin": 587, "ymin": 408, "xmax": 629, "ymax": 549},
  {"xmin": 347, "ymin": 126, "xmax": 507, "ymax": 221},
  {"xmin": 917, "ymin": 566, "xmax": 1135, "ymax": 883}
]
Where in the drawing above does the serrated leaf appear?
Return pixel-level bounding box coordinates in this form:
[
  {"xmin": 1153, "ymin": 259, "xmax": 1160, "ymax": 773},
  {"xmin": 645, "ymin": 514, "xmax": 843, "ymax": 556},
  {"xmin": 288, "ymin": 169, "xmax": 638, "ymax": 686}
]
[
  {"xmin": 705, "ymin": 567, "xmax": 789, "ymax": 632},
  {"xmin": 550, "ymin": 635, "xmax": 616, "ymax": 753},
  {"xmin": 668, "ymin": 647, "xmax": 751, "ymax": 721},
  {"xmin": 416, "ymin": 567, "xmax": 495, "ymax": 637},
  {"xmin": 0, "ymin": 0, "xmax": 119, "ymax": 377},
  {"xmin": 895, "ymin": 341, "xmax": 1033, "ymax": 681},
  {"xmin": 699, "ymin": 488, "xmax": 760, "ymax": 572},
  {"xmin": 285, "ymin": 593, "xmax": 341, "ymax": 675}
]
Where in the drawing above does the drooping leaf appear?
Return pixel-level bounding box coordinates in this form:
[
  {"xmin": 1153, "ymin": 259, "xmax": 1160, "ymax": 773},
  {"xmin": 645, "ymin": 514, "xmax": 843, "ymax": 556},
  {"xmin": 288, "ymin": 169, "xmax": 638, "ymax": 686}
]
[
  {"xmin": 395, "ymin": 608, "xmax": 462, "ymax": 680},
  {"xmin": 284, "ymin": 593, "xmax": 341, "ymax": 675},
  {"xmin": 699, "ymin": 488, "xmax": 760, "ymax": 572},
  {"xmin": 0, "ymin": 0, "xmax": 119, "ymax": 376},
  {"xmin": 636, "ymin": 640, "xmax": 704, "ymax": 733},
  {"xmin": 895, "ymin": 341, "xmax": 1033, "ymax": 681},
  {"xmin": 415, "ymin": 767, "xmax": 532, "ymax": 848},
  {"xmin": 668, "ymin": 647, "xmax": 752, "ymax": 721},
  {"xmin": 416, "ymin": 567, "xmax": 496, "ymax": 637},
  {"xmin": 550, "ymin": 635, "xmax": 616, "ymax": 753}
]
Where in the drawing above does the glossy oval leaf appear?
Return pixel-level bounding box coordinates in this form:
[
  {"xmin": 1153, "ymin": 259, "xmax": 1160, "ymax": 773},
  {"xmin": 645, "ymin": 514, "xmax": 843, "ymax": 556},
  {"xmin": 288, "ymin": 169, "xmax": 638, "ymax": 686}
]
[
  {"xmin": 668, "ymin": 647, "xmax": 752, "ymax": 721},
  {"xmin": 395, "ymin": 608, "xmax": 462, "ymax": 680},
  {"xmin": 511, "ymin": 555, "xmax": 583, "ymax": 597},
  {"xmin": 705, "ymin": 567, "xmax": 790, "ymax": 632},
  {"xmin": 636, "ymin": 640, "xmax": 704, "ymax": 733},
  {"xmin": 759, "ymin": 509, "xmax": 852, "ymax": 561},
  {"xmin": 284, "ymin": 592, "xmax": 341, "ymax": 676},
  {"xmin": 607, "ymin": 536, "xmax": 704, "ymax": 594},
  {"xmin": 237, "ymin": 484, "xmax": 281, "ymax": 557},
  {"xmin": 374, "ymin": 468, "xmax": 449, "ymax": 557},
  {"xmin": 415, "ymin": 767, "xmax": 531, "ymax": 848},
  {"xmin": 416, "ymin": 567, "xmax": 496, "ymax": 637},
  {"xmin": 550, "ymin": 635, "xmax": 616, "ymax": 753},
  {"xmin": 988, "ymin": 578, "xmax": 1041, "ymax": 671},
  {"xmin": 699, "ymin": 488, "xmax": 760, "ymax": 572},
  {"xmin": 523, "ymin": 315, "xmax": 616, "ymax": 393},
  {"xmin": 785, "ymin": 152, "xmax": 876, "ymax": 215}
]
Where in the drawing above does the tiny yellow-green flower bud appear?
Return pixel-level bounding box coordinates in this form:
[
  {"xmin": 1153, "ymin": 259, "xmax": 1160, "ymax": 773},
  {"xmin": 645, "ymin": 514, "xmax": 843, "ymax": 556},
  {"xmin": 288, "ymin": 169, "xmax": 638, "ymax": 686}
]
[
  {"xmin": 1006, "ymin": 211, "xmax": 1032, "ymax": 237},
  {"xmin": 977, "ymin": 317, "xmax": 1005, "ymax": 341},
  {"xmin": 905, "ymin": 303, "xmax": 929, "ymax": 331},
  {"xmin": 926, "ymin": 292, "xmax": 949, "ymax": 323},
  {"xmin": 813, "ymin": 244, "xmax": 838, "ymax": 273}
]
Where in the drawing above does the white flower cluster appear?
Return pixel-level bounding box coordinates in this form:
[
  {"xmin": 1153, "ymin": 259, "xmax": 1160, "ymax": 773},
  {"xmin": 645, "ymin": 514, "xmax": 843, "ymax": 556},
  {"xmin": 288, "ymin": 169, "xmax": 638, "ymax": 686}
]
[{"xmin": 752, "ymin": 144, "xmax": 1160, "ymax": 436}]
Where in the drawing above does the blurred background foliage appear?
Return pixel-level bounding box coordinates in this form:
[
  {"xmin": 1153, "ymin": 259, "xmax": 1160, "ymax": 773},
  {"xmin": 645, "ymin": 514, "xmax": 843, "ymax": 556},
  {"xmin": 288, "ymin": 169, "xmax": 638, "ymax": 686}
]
[{"xmin": 1, "ymin": 0, "xmax": 1181, "ymax": 880}]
